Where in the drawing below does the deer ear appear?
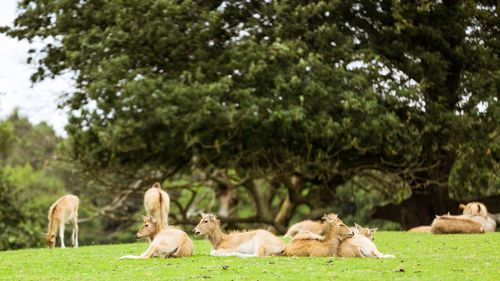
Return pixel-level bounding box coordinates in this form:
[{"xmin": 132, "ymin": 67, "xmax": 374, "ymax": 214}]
[
  {"xmin": 151, "ymin": 217, "xmax": 157, "ymax": 224},
  {"xmin": 208, "ymin": 214, "xmax": 216, "ymax": 221},
  {"xmin": 142, "ymin": 215, "xmax": 148, "ymax": 221},
  {"xmin": 199, "ymin": 211, "xmax": 206, "ymax": 217},
  {"xmin": 459, "ymin": 204, "xmax": 466, "ymax": 210},
  {"xmin": 354, "ymin": 223, "xmax": 362, "ymax": 230},
  {"xmin": 152, "ymin": 182, "xmax": 161, "ymax": 189}
]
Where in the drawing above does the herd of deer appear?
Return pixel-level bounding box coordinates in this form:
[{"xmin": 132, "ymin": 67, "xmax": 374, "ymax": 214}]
[{"xmin": 45, "ymin": 183, "xmax": 497, "ymax": 259}]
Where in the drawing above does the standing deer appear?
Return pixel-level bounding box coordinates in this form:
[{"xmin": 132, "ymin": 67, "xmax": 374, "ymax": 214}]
[
  {"xmin": 144, "ymin": 182, "xmax": 170, "ymax": 229},
  {"xmin": 46, "ymin": 195, "xmax": 79, "ymax": 249}
]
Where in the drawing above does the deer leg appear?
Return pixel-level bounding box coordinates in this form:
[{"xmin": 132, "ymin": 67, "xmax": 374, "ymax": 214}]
[
  {"xmin": 71, "ymin": 216, "xmax": 79, "ymax": 248},
  {"xmin": 59, "ymin": 223, "xmax": 66, "ymax": 248}
]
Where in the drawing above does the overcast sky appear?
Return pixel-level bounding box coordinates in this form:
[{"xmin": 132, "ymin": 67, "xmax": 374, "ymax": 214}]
[{"xmin": 0, "ymin": 0, "xmax": 71, "ymax": 137}]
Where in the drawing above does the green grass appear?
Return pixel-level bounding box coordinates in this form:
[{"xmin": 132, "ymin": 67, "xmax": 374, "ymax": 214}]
[{"xmin": 0, "ymin": 232, "xmax": 498, "ymax": 280}]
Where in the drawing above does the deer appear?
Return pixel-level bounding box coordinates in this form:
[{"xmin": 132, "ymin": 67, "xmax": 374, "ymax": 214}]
[
  {"xmin": 459, "ymin": 202, "xmax": 488, "ymax": 217},
  {"xmin": 144, "ymin": 182, "xmax": 170, "ymax": 229},
  {"xmin": 338, "ymin": 230, "xmax": 395, "ymax": 258},
  {"xmin": 46, "ymin": 195, "xmax": 79, "ymax": 249},
  {"xmin": 351, "ymin": 223, "xmax": 377, "ymax": 241},
  {"xmin": 193, "ymin": 212, "xmax": 285, "ymax": 257},
  {"xmin": 459, "ymin": 202, "xmax": 496, "ymax": 232},
  {"xmin": 431, "ymin": 214, "xmax": 485, "ymax": 234},
  {"xmin": 288, "ymin": 222, "xmax": 376, "ymax": 241},
  {"xmin": 407, "ymin": 226, "xmax": 432, "ymax": 233},
  {"xmin": 284, "ymin": 219, "xmax": 324, "ymax": 238},
  {"xmin": 119, "ymin": 215, "xmax": 193, "ymax": 259},
  {"xmin": 284, "ymin": 213, "xmax": 354, "ymax": 257}
]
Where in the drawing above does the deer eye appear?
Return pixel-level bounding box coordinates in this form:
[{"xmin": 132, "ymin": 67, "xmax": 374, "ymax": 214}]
[
  {"xmin": 145, "ymin": 224, "xmax": 149, "ymax": 227},
  {"xmin": 203, "ymin": 220, "xmax": 208, "ymax": 223}
]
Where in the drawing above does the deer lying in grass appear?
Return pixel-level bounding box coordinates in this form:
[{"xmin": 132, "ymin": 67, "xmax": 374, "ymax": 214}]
[
  {"xmin": 351, "ymin": 223, "xmax": 377, "ymax": 241},
  {"xmin": 290, "ymin": 222, "xmax": 376, "ymax": 242},
  {"xmin": 338, "ymin": 229, "xmax": 395, "ymax": 258},
  {"xmin": 119, "ymin": 215, "xmax": 193, "ymax": 259},
  {"xmin": 194, "ymin": 212, "xmax": 285, "ymax": 257},
  {"xmin": 460, "ymin": 202, "xmax": 496, "ymax": 232},
  {"xmin": 144, "ymin": 183, "xmax": 170, "ymax": 229},
  {"xmin": 460, "ymin": 202, "xmax": 488, "ymax": 217},
  {"xmin": 284, "ymin": 214, "xmax": 354, "ymax": 257},
  {"xmin": 431, "ymin": 214, "xmax": 485, "ymax": 234},
  {"xmin": 407, "ymin": 226, "xmax": 432, "ymax": 233},
  {"xmin": 46, "ymin": 195, "xmax": 79, "ymax": 249},
  {"xmin": 284, "ymin": 219, "xmax": 324, "ymax": 238}
]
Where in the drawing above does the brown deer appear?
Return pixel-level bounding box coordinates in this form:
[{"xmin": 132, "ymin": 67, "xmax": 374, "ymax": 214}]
[
  {"xmin": 194, "ymin": 212, "xmax": 285, "ymax": 257},
  {"xmin": 284, "ymin": 214, "xmax": 354, "ymax": 257},
  {"xmin": 119, "ymin": 215, "xmax": 193, "ymax": 259},
  {"xmin": 46, "ymin": 195, "xmax": 79, "ymax": 249}
]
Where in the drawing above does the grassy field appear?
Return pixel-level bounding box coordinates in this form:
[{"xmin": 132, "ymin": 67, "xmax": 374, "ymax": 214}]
[{"xmin": 0, "ymin": 232, "xmax": 498, "ymax": 280}]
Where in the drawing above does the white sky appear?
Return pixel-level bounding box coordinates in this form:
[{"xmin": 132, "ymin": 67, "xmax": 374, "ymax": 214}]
[{"xmin": 0, "ymin": 0, "xmax": 71, "ymax": 137}]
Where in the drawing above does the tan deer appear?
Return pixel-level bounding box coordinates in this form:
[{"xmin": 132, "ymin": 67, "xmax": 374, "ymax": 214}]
[
  {"xmin": 431, "ymin": 214, "xmax": 485, "ymax": 234},
  {"xmin": 288, "ymin": 222, "xmax": 376, "ymax": 241},
  {"xmin": 407, "ymin": 225, "xmax": 432, "ymax": 233},
  {"xmin": 459, "ymin": 202, "xmax": 488, "ymax": 217},
  {"xmin": 351, "ymin": 223, "xmax": 377, "ymax": 241},
  {"xmin": 46, "ymin": 195, "xmax": 79, "ymax": 249},
  {"xmin": 284, "ymin": 214, "xmax": 354, "ymax": 257},
  {"xmin": 194, "ymin": 212, "xmax": 285, "ymax": 257},
  {"xmin": 459, "ymin": 202, "xmax": 496, "ymax": 232},
  {"xmin": 144, "ymin": 183, "xmax": 170, "ymax": 229},
  {"xmin": 338, "ymin": 230, "xmax": 395, "ymax": 258},
  {"xmin": 284, "ymin": 219, "xmax": 324, "ymax": 238},
  {"xmin": 119, "ymin": 215, "xmax": 193, "ymax": 259}
]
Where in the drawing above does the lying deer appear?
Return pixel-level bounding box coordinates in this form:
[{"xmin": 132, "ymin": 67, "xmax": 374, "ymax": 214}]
[
  {"xmin": 284, "ymin": 219, "xmax": 324, "ymax": 238},
  {"xmin": 338, "ymin": 230, "xmax": 395, "ymax": 258},
  {"xmin": 46, "ymin": 195, "xmax": 79, "ymax": 249},
  {"xmin": 119, "ymin": 215, "xmax": 193, "ymax": 259},
  {"xmin": 407, "ymin": 226, "xmax": 432, "ymax": 233},
  {"xmin": 144, "ymin": 182, "xmax": 170, "ymax": 229},
  {"xmin": 460, "ymin": 202, "xmax": 496, "ymax": 232},
  {"xmin": 289, "ymin": 222, "xmax": 376, "ymax": 242},
  {"xmin": 284, "ymin": 213, "xmax": 354, "ymax": 257},
  {"xmin": 431, "ymin": 214, "xmax": 485, "ymax": 234},
  {"xmin": 194, "ymin": 212, "xmax": 285, "ymax": 257}
]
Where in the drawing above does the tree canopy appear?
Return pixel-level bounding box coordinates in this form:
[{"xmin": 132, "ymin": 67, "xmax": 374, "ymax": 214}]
[{"xmin": 3, "ymin": 0, "xmax": 499, "ymax": 230}]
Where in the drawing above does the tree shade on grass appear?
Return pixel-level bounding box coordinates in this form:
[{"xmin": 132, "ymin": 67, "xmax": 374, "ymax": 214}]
[{"xmin": 0, "ymin": 232, "xmax": 498, "ymax": 280}]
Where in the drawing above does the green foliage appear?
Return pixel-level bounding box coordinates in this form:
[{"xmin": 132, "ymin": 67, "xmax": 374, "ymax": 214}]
[
  {"xmin": 0, "ymin": 165, "xmax": 65, "ymax": 250},
  {"xmin": 0, "ymin": 233, "xmax": 499, "ymax": 280},
  {"xmin": 1, "ymin": 0, "xmax": 499, "ymax": 233}
]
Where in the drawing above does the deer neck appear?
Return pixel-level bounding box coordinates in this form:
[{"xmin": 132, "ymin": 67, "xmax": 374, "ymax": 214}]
[
  {"xmin": 47, "ymin": 216, "xmax": 60, "ymax": 237},
  {"xmin": 149, "ymin": 226, "xmax": 163, "ymax": 241},
  {"xmin": 323, "ymin": 223, "xmax": 342, "ymax": 256},
  {"xmin": 207, "ymin": 225, "xmax": 225, "ymax": 249},
  {"xmin": 323, "ymin": 223, "xmax": 335, "ymax": 242}
]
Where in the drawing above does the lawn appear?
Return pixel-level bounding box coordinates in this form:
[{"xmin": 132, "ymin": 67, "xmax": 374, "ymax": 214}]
[{"xmin": 0, "ymin": 232, "xmax": 498, "ymax": 280}]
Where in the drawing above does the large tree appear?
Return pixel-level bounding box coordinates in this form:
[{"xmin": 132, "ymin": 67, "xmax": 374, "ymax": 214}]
[{"xmin": 4, "ymin": 0, "xmax": 498, "ymax": 230}]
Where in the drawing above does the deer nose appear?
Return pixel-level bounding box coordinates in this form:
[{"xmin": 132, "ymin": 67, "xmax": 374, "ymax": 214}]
[{"xmin": 135, "ymin": 234, "xmax": 141, "ymax": 239}]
